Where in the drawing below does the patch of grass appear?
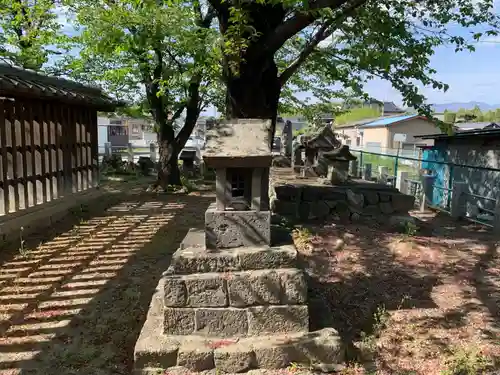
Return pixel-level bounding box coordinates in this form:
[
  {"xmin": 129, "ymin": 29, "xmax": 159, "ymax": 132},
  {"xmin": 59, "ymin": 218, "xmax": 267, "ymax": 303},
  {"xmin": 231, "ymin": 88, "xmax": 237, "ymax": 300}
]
[
  {"xmin": 360, "ymin": 296, "xmax": 410, "ymax": 353},
  {"xmin": 403, "ymin": 221, "xmax": 419, "ymax": 237},
  {"xmin": 360, "ymin": 304, "xmax": 390, "ymax": 352},
  {"xmin": 441, "ymin": 346, "xmax": 492, "ymax": 375},
  {"xmin": 180, "ymin": 175, "xmax": 197, "ymax": 193}
]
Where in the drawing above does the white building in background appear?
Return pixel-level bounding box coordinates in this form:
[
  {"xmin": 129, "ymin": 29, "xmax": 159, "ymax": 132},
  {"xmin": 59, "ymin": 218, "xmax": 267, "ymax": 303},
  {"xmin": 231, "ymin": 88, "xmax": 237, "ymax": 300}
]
[
  {"xmin": 98, "ymin": 116, "xmax": 155, "ymax": 148},
  {"xmin": 98, "ymin": 115, "xmax": 209, "ymax": 163}
]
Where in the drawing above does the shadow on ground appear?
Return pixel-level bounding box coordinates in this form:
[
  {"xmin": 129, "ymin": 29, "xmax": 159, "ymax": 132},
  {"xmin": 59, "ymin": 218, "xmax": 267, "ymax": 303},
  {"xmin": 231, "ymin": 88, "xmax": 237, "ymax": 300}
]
[
  {"xmin": 298, "ymin": 211, "xmax": 500, "ymax": 374},
  {"xmin": 0, "ymin": 191, "xmax": 212, "ymax": 375}
]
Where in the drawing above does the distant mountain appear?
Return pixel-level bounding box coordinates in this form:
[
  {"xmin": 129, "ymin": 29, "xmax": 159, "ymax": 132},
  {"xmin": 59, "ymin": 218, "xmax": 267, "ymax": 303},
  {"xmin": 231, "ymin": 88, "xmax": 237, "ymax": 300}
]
[{"xmin": 430, "ymin": 102, "xmax": 500, "ymax": 113}]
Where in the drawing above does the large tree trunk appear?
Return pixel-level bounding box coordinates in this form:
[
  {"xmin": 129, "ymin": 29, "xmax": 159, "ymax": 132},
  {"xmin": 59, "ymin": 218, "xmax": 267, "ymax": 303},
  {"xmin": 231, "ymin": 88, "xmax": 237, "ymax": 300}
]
[
  {"xmin": 225, "ymin": 53, "xmax": 281, "ymax": 148},
  {"xmin": 157, "ymin": 134, "xmax": 181, "ymax": 189}
]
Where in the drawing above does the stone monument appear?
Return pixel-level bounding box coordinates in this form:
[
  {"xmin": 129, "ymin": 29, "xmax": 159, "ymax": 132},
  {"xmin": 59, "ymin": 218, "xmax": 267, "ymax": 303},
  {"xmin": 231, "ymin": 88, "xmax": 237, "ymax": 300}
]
[
  {"xmin": 281, "ymin": 120, "xmax": 293, "ymax": 158},
  {"xmin": 134, "ymin": 119, "xmax": 344, "ymax": 374}
]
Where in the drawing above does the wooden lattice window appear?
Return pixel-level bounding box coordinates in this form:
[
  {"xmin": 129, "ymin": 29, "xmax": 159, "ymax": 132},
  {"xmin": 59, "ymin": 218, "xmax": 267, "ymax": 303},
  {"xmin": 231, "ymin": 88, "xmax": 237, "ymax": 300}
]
[{"xmin": 230, "ymin": 170, "xmax": 246, "ymax": 197}]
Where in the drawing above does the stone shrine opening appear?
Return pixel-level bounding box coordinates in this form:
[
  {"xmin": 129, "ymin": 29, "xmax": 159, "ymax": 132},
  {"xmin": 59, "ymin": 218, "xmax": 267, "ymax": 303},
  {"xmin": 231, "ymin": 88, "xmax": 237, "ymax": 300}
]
[{"xmin": 227, "ymin": 167, "xmax": 252, "ymax": 210}]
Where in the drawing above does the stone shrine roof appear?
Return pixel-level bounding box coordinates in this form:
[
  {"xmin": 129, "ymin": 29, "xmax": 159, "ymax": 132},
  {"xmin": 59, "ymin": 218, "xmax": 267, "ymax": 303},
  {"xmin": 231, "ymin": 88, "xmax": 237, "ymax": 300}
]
[
  {"xmin": 322, "ymin": 145, "xmax": 357, "ymax": 161},
  {"xmin": 298, "ymin": 126, "xmax": 341, "ymax": 150},
  {"xmin": 203, "ymin": 119, "xmax": 273, "ymax": 168}
]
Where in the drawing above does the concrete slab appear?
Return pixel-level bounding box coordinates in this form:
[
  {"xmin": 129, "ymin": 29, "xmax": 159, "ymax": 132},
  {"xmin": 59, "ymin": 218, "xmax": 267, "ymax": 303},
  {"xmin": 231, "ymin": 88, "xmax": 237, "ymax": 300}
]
[
  {"xmin": 180, "ymin": 228, "xmax": 205, "ymax": 250},
  {"xmin": 165, "ymin": 243, "xmax": 297, "ymax": 275}
]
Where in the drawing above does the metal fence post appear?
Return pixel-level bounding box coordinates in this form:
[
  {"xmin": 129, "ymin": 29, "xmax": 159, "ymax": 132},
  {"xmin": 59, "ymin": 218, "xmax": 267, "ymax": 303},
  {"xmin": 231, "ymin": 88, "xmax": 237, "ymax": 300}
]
[
  {"xmin": 447, "ymin": 165, "xmax": 454, "ymax": 210},
  {"xmin": 420, "ymin": 174, "xmax": 436, "ymax": 212},
  {"xmin": 359, "ymin": 151, "xmax": 364, "ymax": 175},
  {"xmin": 363, "ymin": 163, "xmax": 372, "ymax": 180},
  {"xmin": 150, "ymin": 143, "xmax": 157, "ymax": 162},
  {"xmin": 450, "ymin": 181, "xmax": 467, "ymax": 219},
  {"xmin": 393, "ymin": 150, "xmax": 400, "ymax": 188},
  {"xmin": 396, "ymin": 171, "xmax": 409, "ymax": 194},
  {"xmin": 494, "ymin": 198, "xmax": 500, "ymax": 233},
  {"xmin": 349, "ymin": 159, "xmax": 358, "ymax": 178},
  {"xmin": 127, "ymin": 143, "xmax": 134, "ymax": 163}
]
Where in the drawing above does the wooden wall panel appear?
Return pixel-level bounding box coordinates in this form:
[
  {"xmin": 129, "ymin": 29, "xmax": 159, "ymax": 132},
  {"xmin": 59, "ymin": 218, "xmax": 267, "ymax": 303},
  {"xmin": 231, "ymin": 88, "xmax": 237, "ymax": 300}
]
[
  {"xmin": 55, "ymin": 104, "xmax": 64, "ymax": 198},
  {"xmin": 4, "ymin": 101, "xmax": 19, "ymax": 213},
  {"xmin": 27, "ymin": 100, "xmax": 37, "ymax": 208},
  {"xmin": 0, "ymin": 98, "xmax": 100, "ymax": 218},
  {"xmin": 90, "ymin": 110, "xmax": 99, "ymax": 187},
  {"xmin": 0, "ymin": 100, "xmax": 7, "ymax": 215},
  {"xmin": 15, "ymin": 100, "xmax": 29, "ymax": 210}
]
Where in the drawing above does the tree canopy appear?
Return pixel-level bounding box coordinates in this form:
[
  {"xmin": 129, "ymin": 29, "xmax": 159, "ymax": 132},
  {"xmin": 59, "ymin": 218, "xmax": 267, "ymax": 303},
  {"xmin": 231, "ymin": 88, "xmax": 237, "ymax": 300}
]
[
  {"xmin": 0, "ymin": 0, "xmax": 63, "ymax": 70},
  {"xmin": 57, "ymin": 0, "xmax": 221, "ymax": 186},
  {"xmin": 209, "ymin": 0, "xmax": 499, "ymax": 130}
]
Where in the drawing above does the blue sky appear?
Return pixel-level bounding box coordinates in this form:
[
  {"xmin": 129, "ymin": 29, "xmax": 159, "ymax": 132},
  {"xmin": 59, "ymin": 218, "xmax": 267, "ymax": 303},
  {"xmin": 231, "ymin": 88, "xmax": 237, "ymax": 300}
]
[
  {"xmin": 328, "ymin": 9, "xmax": 500, "ymax": 107},
  {"xmin": 360, "ymin": 36, "xmax": 500, "ymax": 107}
]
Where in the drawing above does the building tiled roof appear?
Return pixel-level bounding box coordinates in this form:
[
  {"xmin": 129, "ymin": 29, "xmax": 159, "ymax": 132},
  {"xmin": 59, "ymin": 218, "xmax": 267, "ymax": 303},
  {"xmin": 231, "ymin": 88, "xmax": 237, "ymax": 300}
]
[
  {"xmin": 0, "ymin": 64, "xmax": 123, "ymax": 110},
  {"xmin": 383, "ymin": 101, "xmax": 405, "ymax": 113},
  {"xmin": 455, "ymin": 122, "xmax": 500, "ymax": 131}
]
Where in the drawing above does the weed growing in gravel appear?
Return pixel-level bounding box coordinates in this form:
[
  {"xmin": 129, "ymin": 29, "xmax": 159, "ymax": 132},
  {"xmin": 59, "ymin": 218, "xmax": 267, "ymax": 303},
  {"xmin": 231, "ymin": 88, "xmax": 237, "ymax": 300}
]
[
  {"xmin": 18, "ymin": 226, "xmax": 30, "ymax": 258},
  {"xmin": 441, "ymin": 345, "xmax": 492, "ymax": 375}
]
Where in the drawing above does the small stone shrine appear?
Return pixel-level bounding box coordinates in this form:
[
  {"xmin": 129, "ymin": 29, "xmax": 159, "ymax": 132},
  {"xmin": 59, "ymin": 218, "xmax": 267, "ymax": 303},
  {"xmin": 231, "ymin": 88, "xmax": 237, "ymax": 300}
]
[
  {"xmin": 134, "ymin": 119, "xmax": 344, "ymax": 375},
  {"xmin": 204, "ymin": 119, "xmax": 272, "ymax": 248},
  {"xmin": 293, "ymin": 126, "xmax": 341, "ymax": 177},
  {"xmin": 323, "ymin": 145, "xmax": 357, "ymax": 184}
]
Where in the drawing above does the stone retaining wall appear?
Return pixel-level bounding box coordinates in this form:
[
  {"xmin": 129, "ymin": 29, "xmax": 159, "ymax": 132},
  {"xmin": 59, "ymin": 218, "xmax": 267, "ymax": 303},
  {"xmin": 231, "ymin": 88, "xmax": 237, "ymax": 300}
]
[{"xmin": 270, "ymin": 181, "xmax": 415, "ymax": 221}]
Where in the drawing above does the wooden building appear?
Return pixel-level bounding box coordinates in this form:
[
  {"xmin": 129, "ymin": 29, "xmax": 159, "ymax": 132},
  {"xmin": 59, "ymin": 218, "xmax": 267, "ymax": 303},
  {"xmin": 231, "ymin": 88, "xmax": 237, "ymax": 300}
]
[{"xmin": 0, "ymin": 64, "xmax": 120, "ymax": 218}]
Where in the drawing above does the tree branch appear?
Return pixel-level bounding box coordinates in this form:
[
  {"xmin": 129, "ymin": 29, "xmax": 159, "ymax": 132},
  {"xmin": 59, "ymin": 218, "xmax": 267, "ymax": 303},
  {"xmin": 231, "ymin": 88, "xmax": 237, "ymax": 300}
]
[
  {"xmin": 279, "ymin": 21, "xmax": 333, "ymax": 86},
  {"xmin": 205, "ymin": 0, "xmax": 227, "ymax": 16},
  {"xmin": 175, "ymin": 74, "xmax": 202, "ymax": 149},
  {"xmin": 278, "ymin": 0, "xmax": 367, "ymax": 85},
  {"xmin": 164, "ymin": 47, "xmax": 185, "ymax": 73},
  {"xmin": 171, "ymin": 104, "xmax": 186, "ymax": 123},
  {"xmin": 262, "ymin": 0, "xmax": 368, "ymax": 55}
]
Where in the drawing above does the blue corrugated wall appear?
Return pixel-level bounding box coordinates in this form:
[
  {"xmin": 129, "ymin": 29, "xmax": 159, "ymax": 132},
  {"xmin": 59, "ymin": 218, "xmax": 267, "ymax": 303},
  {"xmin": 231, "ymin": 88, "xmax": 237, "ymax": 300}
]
[{"xmin": 422, "ymin": 146, "xmax": 450, "ymax": 208}]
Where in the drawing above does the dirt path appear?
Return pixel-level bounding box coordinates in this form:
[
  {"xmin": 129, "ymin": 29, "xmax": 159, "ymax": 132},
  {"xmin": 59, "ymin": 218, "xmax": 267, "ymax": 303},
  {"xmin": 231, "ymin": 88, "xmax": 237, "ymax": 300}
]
[
  {"xmin": 0, "ymin": 188, "xmax": 213, "ymax": 375},
  {"xmin": 299, "ymin": 211, "xmax": 500, "ymax": 374}
]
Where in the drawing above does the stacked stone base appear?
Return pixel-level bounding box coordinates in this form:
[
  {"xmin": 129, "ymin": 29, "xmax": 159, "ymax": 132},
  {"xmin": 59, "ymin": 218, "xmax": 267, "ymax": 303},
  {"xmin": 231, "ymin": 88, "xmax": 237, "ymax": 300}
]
[
  {"xmin": 134, "ymin": 277, "xmax": 343, "ymax": 374},
  {"xmin": 134, "ymin": 232, "xmax": 345, "ymax": 374}
]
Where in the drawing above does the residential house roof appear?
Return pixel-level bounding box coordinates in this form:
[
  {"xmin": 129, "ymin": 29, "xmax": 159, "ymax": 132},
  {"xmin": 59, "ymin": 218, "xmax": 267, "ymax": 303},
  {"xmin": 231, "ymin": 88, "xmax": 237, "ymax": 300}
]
[
  {"xmin": 383, "ymin": 101, "xmax": 405, "ymax": 113},
  {"xmin": 454, "ymin": 122, "xmax": 500, "ymax": 131},
  {"xmin": 0, "ymin": 63, "xmax": 123, "ymax": 110},
  {"xmin": 335, "ymin": 117, "xmax": 382, "ymax": 128},
  {"xmin": 360, "ymin": 114, "xmax": 422, "ymax": 128}
]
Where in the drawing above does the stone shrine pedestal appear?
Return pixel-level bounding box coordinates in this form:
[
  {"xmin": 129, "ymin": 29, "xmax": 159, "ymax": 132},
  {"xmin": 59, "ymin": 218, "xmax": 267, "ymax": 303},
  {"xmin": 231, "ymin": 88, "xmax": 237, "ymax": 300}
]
[{"xmin": 134, "ymin": 120, "xmax": 344, "ymax": 374}]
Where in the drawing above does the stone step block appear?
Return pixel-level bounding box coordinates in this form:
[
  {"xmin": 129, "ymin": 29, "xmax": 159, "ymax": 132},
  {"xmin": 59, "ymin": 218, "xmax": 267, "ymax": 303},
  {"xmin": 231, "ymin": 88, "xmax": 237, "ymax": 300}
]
[
  {"xmin": 163, "ymin": 305, "xmax": 309, "ymax": 337},
  {"xmin": 165, "ymin": 244, "xmax": 297, "ymax": 275},
  {"xmin": 134, "ymin": 328, "xmax": 345, "ymax": 374},
  {"xmin": 163, "ymin": 268, "xmax": 307, "ymax": 308}
]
